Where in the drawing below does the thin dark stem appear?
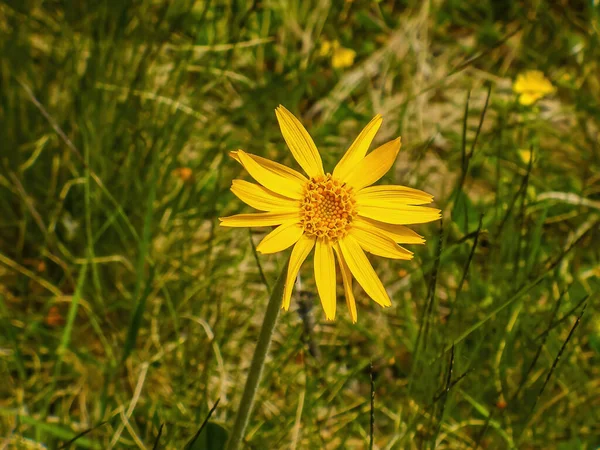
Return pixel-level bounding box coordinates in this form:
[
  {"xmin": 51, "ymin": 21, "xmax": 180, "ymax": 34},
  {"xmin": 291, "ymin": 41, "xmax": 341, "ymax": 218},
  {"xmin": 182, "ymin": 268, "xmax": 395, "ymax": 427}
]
[
  {"xmin": 185, "ymin": 399, "xmax": 221, "ymax": 449},
  {"xmin": 369, "ymin": 362, "xmax": 375, "ymax": 450}
]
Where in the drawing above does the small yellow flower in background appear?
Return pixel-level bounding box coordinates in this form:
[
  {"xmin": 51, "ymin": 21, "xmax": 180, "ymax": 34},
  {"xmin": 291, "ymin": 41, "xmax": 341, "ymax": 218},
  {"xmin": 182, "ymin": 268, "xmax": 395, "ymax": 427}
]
[
  {"xmin": 560, "ymin": 73, "xmax": 572, "ymax": 83},
  {"xmin": 319, "ymin": 39, "xmax": 356, "ymax": 69},
  {"xmin": 319, "ymin": 39, "xmax": 333, "ymax": 57},
  {"xmin": 332, "ymin": 47, "xmax": 356, "ymax": 69},
  {"xmin": 173, "ymin": 167, "xmax": 193, "ymax": 182},
  {"xmin": 45, "ymin": 306, "xmax": 64, "ymax": 327},
  {"xmin": 220, "ymin": 105, "xmax": 440, "ymax": 322},
  {"xmin": 513, "ymin": 70, "xmax": 556, "ymax": 106},
  {"xmin": 518, "ymin": 148, "xmax": 532, "ymax": 164}
]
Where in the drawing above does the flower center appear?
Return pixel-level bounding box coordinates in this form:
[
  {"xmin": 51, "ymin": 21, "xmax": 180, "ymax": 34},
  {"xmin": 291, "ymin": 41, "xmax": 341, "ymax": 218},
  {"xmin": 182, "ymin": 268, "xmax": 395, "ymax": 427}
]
[{"xmin": 300, "ymin": 174, "xmax": 357, "ymax": 241}]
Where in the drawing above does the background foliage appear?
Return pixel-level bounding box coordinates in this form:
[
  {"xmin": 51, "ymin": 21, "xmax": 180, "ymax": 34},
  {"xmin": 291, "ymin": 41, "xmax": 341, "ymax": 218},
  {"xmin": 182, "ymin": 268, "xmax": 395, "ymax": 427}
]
[{"xmin": 1, "ymin": 0, "xmax": 599, "ymax": 448}]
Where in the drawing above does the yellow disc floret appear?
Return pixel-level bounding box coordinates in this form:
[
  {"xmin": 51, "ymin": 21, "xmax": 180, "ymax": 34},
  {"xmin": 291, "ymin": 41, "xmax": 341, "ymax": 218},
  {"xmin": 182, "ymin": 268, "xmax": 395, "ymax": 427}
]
[{"xmin": 300, "ymin": 174, "xmax": 357, "ymax": 241}]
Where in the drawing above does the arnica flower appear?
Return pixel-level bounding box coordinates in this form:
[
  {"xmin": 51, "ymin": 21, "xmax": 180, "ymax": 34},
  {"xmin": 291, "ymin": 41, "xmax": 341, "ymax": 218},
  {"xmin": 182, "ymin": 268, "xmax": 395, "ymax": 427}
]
[
  {"xmin": 220, "ymin": 106, "xmax": 440, "ymax": 322},
  {"xmin": 513, "ymin": 70, "xmax": 556, "ymax": 106}
]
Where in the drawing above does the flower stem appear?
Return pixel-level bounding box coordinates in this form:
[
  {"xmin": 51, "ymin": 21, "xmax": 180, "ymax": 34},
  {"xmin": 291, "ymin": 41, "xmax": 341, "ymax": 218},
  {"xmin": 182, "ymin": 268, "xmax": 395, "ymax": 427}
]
[{"xmin": 226, "ymin": 258, "xmax": 289, "ymax": 450}]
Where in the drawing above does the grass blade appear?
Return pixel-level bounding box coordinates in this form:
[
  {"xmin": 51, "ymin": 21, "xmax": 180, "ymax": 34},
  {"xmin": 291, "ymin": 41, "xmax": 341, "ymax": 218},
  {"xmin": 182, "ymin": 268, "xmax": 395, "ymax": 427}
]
[
  {"xmin": 447, "ymin": 214, "xmax": 483, "ymax": 321},
  {"xmin": 121, "ymin": 142, "xmax": 160, "ymax": 364},
  {"xmin": 369, "ymin": 361, "xmax": 375, "ymax": 450},
  {"xmin": 0, "ymin": 294, "xmax": 26, "ymax": 380},
  {"xmin": 441, "ymin": 272, "xmax": 546, "ymax": 355},
  {"xmin": 57, "ymin": 421, "xmax": 108, "ymax": 449},
  {"xmin": 430, "ymin": 345, "xmax": 455, "ymax": 448},
  {"xmin": 527, "ymin": 302, "xmax": 587, "ymax": 421},
  {"xmin": 152, "ymin": 423, "xmax": 164, "ymax": 450},
  {"xmin": 185, "ymin": 398, "xmax": 221, "ymax": 450},
  {"xmin": 44, "ymin": 263, "xmax": 88, "ymax": 417}
]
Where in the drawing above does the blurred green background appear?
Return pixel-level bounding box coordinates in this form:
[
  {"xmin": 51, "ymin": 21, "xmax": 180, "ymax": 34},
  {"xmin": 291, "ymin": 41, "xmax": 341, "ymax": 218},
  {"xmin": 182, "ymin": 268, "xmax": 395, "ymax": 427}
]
[{"xmin": 1, "ymin": 0, "xmax": 599, "ymax": 448}]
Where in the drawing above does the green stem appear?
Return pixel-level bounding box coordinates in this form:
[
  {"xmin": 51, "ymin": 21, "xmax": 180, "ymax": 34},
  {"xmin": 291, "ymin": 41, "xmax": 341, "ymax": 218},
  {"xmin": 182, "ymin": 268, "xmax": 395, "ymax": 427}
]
[{"xmin": 226, "ymin": 258, "xmax": 289, "ymax": 450}]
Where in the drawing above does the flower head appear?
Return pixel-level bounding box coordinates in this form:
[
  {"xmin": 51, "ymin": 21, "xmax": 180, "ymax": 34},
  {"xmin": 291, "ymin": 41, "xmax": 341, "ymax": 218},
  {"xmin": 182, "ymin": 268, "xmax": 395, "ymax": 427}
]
[
  {"xmin": 518, "ymin": 148, "xmax": 532, "ymax": 164},
  {"xmin": 319, "ymin": 39, "xmax": 356, "ymax": 69},
  {"xmin": 513, "ymin": 70, "xmax": 556, "ymax": 106},
  {"xmin": 331, "ymin": 46, "xmax": 356, "ymax": 69},
  {"xmin": 319, "ymin": 40, "xmax": 333, "ymax": 57},
  {"xmin": 220, "ymin": 106, "xmax": 440, "ymax": 322},
  {"xmin": 173, "ymin": 167, "xmax": 193, "ymax": 182}
]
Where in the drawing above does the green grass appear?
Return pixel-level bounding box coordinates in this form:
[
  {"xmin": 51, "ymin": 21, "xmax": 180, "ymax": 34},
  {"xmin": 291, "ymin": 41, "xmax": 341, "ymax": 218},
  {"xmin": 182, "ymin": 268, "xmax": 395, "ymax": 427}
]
[{"xmin": 1, "ymin": 1, "xmax": 599, "ymax": 448}]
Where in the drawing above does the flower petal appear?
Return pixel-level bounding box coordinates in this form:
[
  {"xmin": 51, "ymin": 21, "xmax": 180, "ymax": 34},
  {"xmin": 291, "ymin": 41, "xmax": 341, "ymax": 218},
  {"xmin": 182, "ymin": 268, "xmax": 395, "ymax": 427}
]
[
  {"xmin": 512, "ymin": 73, "xmax": 528, "ymax": 94},
  {"xmin": 333, "ymin": 114, "xmax": 382, "ymax": 180},
  {"xmin": 513, "ymin": 71, "xmax": 555, "ymax": 96},
  {"xmin": 219, "ymin": 211, "xmax": 299, "ymax": 227},
  {"xmin": 354, "ymin": 217, "xmax": 425, "ymax": 244},
  {"xmin": 231, "ymin": 150, "xmax": 307, "ymax": 198},
  {"xmin": 231, "ymin": 180, "xmax": 299, "ymax": 211},
  {"xmin": 338, "ymin": 235, "xmax": 391, "ymax": 307},
  {"xmin": 357, "ymin": 205, "xmax": 441, "ymax": 225},
  {"xmin": 356, "ymin": 185, "xmax": 434, "ymax": 206},
  {"xmin": 333, "ymin": 244, "xmax": 357, "ymax": 323},
  {"xmin": 314, "ymin": 239, "xmax": 336, "ymax": 321},
  {"xmin": 275, "ymin": 105, "xmax": 324, "ymax": 178},
  {"xmin": 518, "ymin": 92, "xmax": 541, "ymax": 106},
  {"xmin": 342, "ymin": 137, "xmax": 401, "ymax": 189},
  {"xmin": 283, "ymin": 235, "xmax": 316, "ymax": 310},
  {"xmin": 350, "ymin": 223, "xmax": 413, "ymax": 260},
  {"xmin": 256, "ymin": 221, "xmax": 304, "ymax": 254}
]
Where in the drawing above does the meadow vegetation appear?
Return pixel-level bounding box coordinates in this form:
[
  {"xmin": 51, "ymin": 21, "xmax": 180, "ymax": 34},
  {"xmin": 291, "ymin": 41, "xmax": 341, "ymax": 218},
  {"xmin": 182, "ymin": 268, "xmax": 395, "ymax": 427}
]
[{"xmin": 0, "ymin": 1, "xmax": 599, "ymax": 448}]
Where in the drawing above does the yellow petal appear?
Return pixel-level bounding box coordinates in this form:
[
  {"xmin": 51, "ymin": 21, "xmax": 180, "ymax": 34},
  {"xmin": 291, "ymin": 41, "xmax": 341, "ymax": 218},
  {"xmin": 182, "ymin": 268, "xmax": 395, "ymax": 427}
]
[
  {"xmin": 275, "ymin": 105, "xmax": 324, "ymax": 178},
  {"xmin": 333, "ymin": 114, "xmax": 382, "ymax": 180},
  {"xmin": 314, "ymin": 239, "xmax": 336, "ymax": 320},
  {"xmin": 283, "ymin": 235, "xmax": 316, "ymax": 310},
  {"xmin": 219, "ymin": 211, "xmax": 299, "ymax": 227},
  {"xmin": 338, "ymin": 235, "xmax": 391, "ymax": 307},
  {"xmin": 343, "ymin": 137, "xmax": 401, "ymax": 189},
  {"xmin": 231, "ymin": 180, "xmax": 299, "ymax": 211},
  {"xmin": 357, "ymin": 205, "xmax": 441, "ymax": 225},
  {"xmin": 231, "ymin": 150, "xmax": 307, "ymax": 198},
  {"xmin": 514, "ymin": 71, "xmax": 555, "ymax": 96},
  {"xmin": 518, "ymin": 149, "xmax": 532, "ymax": 164},
  {"xmin": 350, "ymin": 223, "xmax": 413, "ymax": 260},
  {"xmin": 355, "ymin": 217, "xmax": 425, "ymax": 244},
  {"xmin": 518, "ymin": 92, "xmax": 541, "ymax": 106},
  {"xmin": 513, "ymin": 73, "xmax": 528, "ymax": 94},
  {"xmin": 256, "ymin": 221, "xmax": 304, "ymax": 254},
  {"xmin": 356, "ymin": 185, "xmax": 434, "ymax": 206},
  {"xmin": 331, "ymin": 47, "xmax": 356, "ymax": 69},
  {"xmin": 333, "ymin": 244, "xmax": 357, "ymax": 323},
  {"xmin": 319, "ymin": 39, "xmax": 332, "ymax": 57}
]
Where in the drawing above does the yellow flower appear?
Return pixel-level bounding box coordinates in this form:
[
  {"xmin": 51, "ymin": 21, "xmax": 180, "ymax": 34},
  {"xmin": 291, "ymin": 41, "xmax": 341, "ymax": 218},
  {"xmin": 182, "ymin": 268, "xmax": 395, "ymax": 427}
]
[
  {"xmin": 220, "ymin": 106, "xmax": 440, "ymax": 322},
  {"xmin": 319, "ymin": 39, "xmax": 333, "ymax": 57},
  {"xmin": 332, "ymin": 46, "xmax": 356, "ymax": 69},
  {"xmin": 513, "ymin": 70, "xmax": 556, "ymax": 106},
  {"xmin": 518, "ymin": 148, "xmax": 532, "ymax": 164},
  {"xmin": 173, "ymin": 167, "xmax": 193, "ymax": 182},
  {"xmin": 319, "ymin": 39, "xmax": 356, "ymax": 69}
]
